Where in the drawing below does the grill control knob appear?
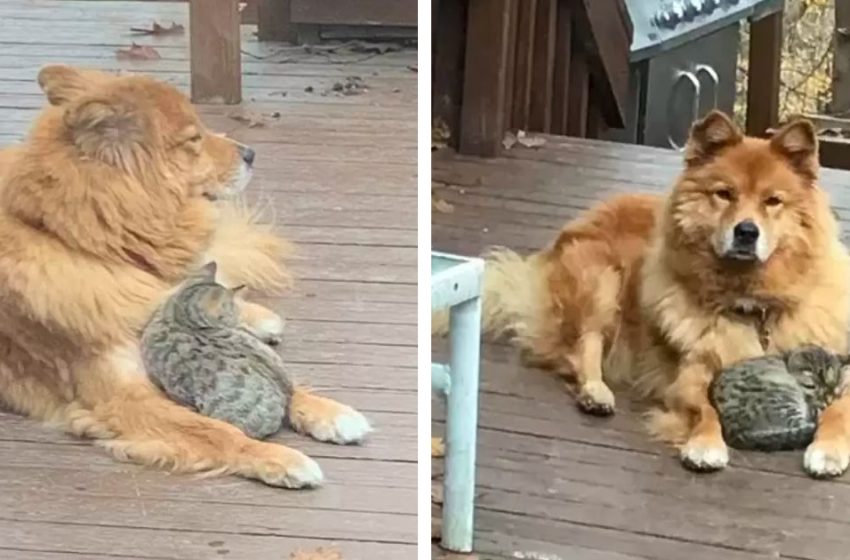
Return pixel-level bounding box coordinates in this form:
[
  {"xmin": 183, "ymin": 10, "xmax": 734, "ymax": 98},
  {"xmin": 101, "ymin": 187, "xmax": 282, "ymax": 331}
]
[
  {"xmin": 671, "ymin": 1, "xmax": 685, "ymax": 22},
  {"xmin": 683, "ymin": 0, "xmax": 698, "ymax": 20}
]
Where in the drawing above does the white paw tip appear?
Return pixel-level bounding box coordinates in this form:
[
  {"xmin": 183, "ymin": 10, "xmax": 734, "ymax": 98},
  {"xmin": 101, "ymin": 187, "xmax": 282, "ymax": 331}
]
[
  {"xmin": 681, "ymin": 443, "xmax": 729, "ymax": 471},
  {"xmin": 804, "ymin": 445, "xmax": 849, "ymax": 478},
  {"xmin": 257, "ymin": 317, "xmax": 285, "ymax": 336},
  {"xmin": 332, "ymin": 408, "xmax": 373, "ymax": 444},
  {"xmin": 288, "ymin": 456, "xmax": 324, "ymax": 488}
]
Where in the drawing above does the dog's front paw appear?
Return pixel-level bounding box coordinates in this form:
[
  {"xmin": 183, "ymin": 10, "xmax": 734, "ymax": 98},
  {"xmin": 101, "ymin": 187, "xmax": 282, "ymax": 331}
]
[
  {"xmin": 577, "ymin": 381, "xmax": 615, "ymax": 416},
  {"xmin": 804, "ymin": 439, "xmax": 850, "ymax": 479},
  {"xmin": 290, "ymin": 392, "xmax": 373, "ymax": 445},
  {"xmin": 680, "ymin": 436, "xmax": 728, "ymax": 472},
  {"xmin": 249, "ymin": 314, "xmax": 285, "ymax": 346},
  {"xmin": 251, "ymin": 445, "xmax": 323, "ymax": 489}
]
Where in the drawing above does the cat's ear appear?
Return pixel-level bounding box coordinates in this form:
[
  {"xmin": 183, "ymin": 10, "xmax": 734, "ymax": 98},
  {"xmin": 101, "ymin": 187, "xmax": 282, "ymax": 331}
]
[{"xmin": 200, "ymin": 261, "xmax": 217, "ymax": 280}]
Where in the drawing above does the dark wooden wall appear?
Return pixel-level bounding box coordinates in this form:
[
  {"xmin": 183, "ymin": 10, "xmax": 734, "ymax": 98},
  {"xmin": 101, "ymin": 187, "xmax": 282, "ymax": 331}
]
[{"xmin": 432, "ymin": 0, "xmax": 632, "ymax": 157}]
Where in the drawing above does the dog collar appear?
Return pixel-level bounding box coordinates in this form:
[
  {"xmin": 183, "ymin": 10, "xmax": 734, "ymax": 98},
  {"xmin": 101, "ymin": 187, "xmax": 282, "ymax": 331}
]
[{"xmin": 728, "ymin": 299, "xmax": 776, "ymax": 351}]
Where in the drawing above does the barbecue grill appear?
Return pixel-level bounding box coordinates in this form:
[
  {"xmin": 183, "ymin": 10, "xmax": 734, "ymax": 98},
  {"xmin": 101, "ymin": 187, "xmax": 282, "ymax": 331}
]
[{"xmin": 606, "ymin": 0, "xmax": 783, "ymax": 149}]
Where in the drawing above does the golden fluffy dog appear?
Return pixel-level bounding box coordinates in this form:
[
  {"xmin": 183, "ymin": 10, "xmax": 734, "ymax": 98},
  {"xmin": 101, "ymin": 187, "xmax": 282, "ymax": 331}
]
[
  {"xmin": 440, "ymin": 111, "xmax": 850, "ymax": 477},
  {"xmin": 0, "ymin": 65, "xmax": 370, "ymax": 488}
]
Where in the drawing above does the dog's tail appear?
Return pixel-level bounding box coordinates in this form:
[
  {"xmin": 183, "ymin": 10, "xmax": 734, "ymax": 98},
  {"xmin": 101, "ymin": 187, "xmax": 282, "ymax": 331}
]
[
  {"xmin": 207, "ymin": 198, "xmax": 294, "ymax": 294},
  {"xmin": 432, "ymin": 247, "xmax": 549, "ymax": 343},
  {"xmin": 644, "ymin": 409, "xmax": 692, "ymax": 446}
]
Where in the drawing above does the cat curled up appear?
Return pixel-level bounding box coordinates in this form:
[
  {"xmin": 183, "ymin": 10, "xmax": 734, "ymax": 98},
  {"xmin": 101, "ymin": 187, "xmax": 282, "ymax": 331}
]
[
  {"xmin": 711, "ymin": 346, "xmax": 850, "ymax": 452},
  {"xmin": 142, "ymin": 262, "xmax": 299, "ymax": 440}
]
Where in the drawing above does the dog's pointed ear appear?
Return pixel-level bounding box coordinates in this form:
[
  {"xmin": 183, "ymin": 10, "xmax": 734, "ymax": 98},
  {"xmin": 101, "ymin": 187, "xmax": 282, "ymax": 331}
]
[
  {"xmin": 38, "ymin": 65, "xmax": 102, "ymax": 106},
  {"xmin": 770, "ymin": 117, "xmax": 819, "ymax": 182},
  {"xmin": 684, "ymin": 110, "xmax": 743, "ymax": 166},
  {"xmin": 64, "ymin": 98, "xmax": 148, "ymax": 166}
]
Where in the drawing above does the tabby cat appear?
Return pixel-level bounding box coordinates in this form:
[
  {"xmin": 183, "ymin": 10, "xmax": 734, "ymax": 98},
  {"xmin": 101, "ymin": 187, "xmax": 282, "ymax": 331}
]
[
  {"xmin": 141, "ymin": 261, "xmax": 293, "ymax": 439},
  {"xmin": 710, "ymin": 346, "xmax": 850, "ymax": 451}
]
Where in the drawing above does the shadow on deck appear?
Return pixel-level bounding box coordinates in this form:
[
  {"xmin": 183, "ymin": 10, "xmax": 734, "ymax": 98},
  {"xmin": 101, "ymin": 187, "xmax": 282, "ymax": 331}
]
[
  {"xmin": 432, "ymin": 136, "xmax": 850, "ymax": 560},
  {"xmin": 0, "ymin": 1, "xmax": 416, "ymax": 558}
]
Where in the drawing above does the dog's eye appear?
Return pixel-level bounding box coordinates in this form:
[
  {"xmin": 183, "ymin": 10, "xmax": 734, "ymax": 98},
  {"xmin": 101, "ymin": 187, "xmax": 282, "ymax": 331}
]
[
  {"xmin": 764, "ymin": 195, "xmax": 783, "ymax": 207},
  {"xmin": 714, "ymin": 189, "xmax": 733, "ymax": 201},
  {"xmin": 188, "ymin": 134, "xmax": 202, "ymax": 143}
]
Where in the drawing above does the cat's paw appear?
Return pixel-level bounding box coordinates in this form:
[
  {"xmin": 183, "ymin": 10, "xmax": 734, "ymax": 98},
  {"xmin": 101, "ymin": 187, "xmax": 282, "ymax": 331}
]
[
  {"xmin": 680, "ymin": 437, "xmax": 728, "ymax": 472},
  {"xmin": 252, "ymin": 446, "xmax": 323, "ymax": 489},
  {"xmin": 804, "ymin": 439, "xmax": 850, "ymax": 479},
  {"xmin": 577, "ymin": 381, "xmax": 615, "ymax": 416}
]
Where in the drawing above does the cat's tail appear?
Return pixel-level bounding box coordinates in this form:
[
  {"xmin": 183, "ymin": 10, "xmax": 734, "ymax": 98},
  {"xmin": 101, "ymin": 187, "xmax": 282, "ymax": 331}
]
[{"xmin": 432, "ymin": 247, "xmax": 549, "ymax": 346}]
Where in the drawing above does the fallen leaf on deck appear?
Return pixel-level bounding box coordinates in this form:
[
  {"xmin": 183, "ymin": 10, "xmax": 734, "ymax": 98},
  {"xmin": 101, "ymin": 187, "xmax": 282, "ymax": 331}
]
[
  {"xmin": 432, "ymin": 193, "xmax": 454, "ymax": 214},
  {"xmin": 407, "ymin": 65, "xmax": 418, "ymax": 73},
  {"xmin": 502, "ymin": 131, "xmax": 518, "ymax": 150},
  {"xmin": 431, "ymin": 437, "xmax": 446, "ymax": 457},
  {"xmin": 432, "ymin": 481, "xmax": 444, "ymax": 505},
  {"xmin": 289, "ymin": 547, "xmax": 342, "ymax": 560},
  {"xmin": 349, "ymin": 40, "xmax": 401, "ymax": 54},
  {"xmin": 432, "ymin": 516, "xmax": 442, "ymax": 541},
  {"xmin": 115, "ymin": 43, "xmax": 161, "ymax": 61},
  {"xmin": 516, "ymin": 130, "xmax": 546, "ymax": 148},
  {"xmin": 130, "ymin": 21, "xmax": 185, "ymax": 36},
  {"xmin": 328, "ymin": 76, "xmax": 368, "ymax": 96},
  {"xmin": 228, "ymin": 113, "xmax": 267, "ymax": 128},
  {"xmin": 432, "ymin": 118, "xmax": 451, "ymax": 151}
]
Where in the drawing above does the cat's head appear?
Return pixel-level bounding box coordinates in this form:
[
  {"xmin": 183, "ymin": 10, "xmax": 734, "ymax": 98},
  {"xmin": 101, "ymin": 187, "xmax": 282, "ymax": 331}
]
[
  {"xmin": 786, "ymin": 346, "xmax": 844, "ymax": 395},
  {"xmin": 171, "ymin": 261, "xmax": 245, "ymax": 328}
]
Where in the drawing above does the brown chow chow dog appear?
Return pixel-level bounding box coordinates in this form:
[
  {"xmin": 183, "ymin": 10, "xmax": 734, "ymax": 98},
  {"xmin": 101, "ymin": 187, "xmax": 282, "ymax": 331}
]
[
  {"xmin": 0, "ymin": 65, "xmax": 371, "ymax": 488},
  {"xmin": 436, "ymin": 111, "xmax": 850, "ymax": 477}
]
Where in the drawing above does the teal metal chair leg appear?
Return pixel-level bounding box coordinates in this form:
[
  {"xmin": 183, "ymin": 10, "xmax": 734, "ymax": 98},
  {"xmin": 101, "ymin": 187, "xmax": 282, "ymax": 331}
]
[{"xmin": 441, "ymin": 295, "xmax": 482, "ymax": 553}]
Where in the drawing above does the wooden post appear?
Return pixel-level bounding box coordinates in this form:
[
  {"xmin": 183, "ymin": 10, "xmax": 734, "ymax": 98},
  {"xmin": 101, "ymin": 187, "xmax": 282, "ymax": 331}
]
[
  {"xmin": 566, "ymin": 49, "xmax": 589, "ymax": 137},
  {"xmin": 189, "ymin": 0, "xmax": 242, "ymax": 104},
  {"xmin": 528, "ymin": 0, "xmax": 557, "ymax": 132},
  {"xmin": 551, "ymin": 0, "xmax": 572, "ymax": 135},
  {"xmin": 745, "ymin": 9, "xmax": 782, "ymax": 136},
  {"xmin": 832, "ymin": 0, "xmax": 850, "ymax": 115},
  {"xmin": 258, "ymin": 0, "xmax": 295, "ymax": 42},
  {"xmin": 459, "ymin": 0, "xmax": 514, "ymax": 156},
  {"xmin": 510, "ymin": 0, "xmax": 537, "ymax": 131}
]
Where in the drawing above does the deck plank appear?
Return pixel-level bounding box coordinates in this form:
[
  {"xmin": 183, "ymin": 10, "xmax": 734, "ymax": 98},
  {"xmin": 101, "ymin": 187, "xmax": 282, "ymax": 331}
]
[
  {"xmin": 0, "ymin": 0, "xmax": 416, "ymax": 557},
  {"xmin": 433, "ymin": 138, "xmax": 850, "ymax": 559}
]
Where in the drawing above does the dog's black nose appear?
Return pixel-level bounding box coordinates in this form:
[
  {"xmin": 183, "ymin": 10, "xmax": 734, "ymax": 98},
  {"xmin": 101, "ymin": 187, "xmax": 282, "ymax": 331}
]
[
  {"xmin": 733, "ymin": 220, "xmax": 760, "ymax": 244},
  {"xmin": 239, "ymin": 145, "xmax": 255, "ymax": 166}
]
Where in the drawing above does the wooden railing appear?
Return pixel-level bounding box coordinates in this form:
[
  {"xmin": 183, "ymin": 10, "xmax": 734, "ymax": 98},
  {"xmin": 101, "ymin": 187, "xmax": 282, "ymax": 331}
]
[
  {"xmin": 433, "ymin": 0, "xmax": 784, "ymax": 158},
  {"xmin": 433, "ymin": 0, "xmax": 632, "ymax": 157}
]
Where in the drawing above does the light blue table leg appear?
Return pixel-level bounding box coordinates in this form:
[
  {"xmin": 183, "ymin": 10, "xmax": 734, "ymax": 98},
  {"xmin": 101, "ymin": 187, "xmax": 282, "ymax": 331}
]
[{"xmin": 441, "ymin": 295, "xmax": 482, "ymax": 553}]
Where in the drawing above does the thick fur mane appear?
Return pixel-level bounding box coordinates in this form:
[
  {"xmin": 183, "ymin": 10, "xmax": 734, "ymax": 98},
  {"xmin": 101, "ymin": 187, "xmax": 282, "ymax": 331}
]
[{"xmin": 1, "ymin": 107, "xmax": 214, "ymax": 281}]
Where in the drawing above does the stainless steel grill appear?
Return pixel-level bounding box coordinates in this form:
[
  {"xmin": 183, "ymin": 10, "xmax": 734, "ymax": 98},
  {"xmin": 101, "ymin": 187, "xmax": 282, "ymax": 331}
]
[{"xmin": 606, "ymin": 0, "xmax": 782, "ymax": 149}]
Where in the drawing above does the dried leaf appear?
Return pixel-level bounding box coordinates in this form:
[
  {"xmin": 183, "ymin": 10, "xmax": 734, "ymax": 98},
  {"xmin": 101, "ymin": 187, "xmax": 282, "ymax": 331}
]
[
  {"xmin": 348, "ymin": 40, "xmax": 401, "ymax": 54},
  {"xmin": 431, "ymin": 437, "xmax": 445, "ymax": 457},
  {"xmin": 228, "ymin": 113, "xmax": 267, "ymax": 128},
  {"xmin": 432, "ymin": 516, "xmax": 442, "ymax": 541},
  {"xmin": 289, "ymin": 547, "xmax": 342, "ymax": 560},
  {"xmin": 115, "ymin": 43, "xmax": 161, "ymax": 61},
  {"xmin": 432, "ymin": 481, "xmax": 444, "ymax": 505},
  {"xmin": 432, "ymin": 193, "xmax": 454, "ymax": 214},
  {"xmin": 432, "ymin": 118, "xmax": 451, "ymax": 151},
  {"xmin": 130, "ymin": 21, "xmax": 185, "ymax": 36},
  {"xmin": 407, "ymin": 65, "xmax": 418, "ymax": 73},
  {"xmin": 502, "ymin": 131, "xmax": 518, "ymax": 150},
  {"xmin": 516, "ymin": 130, "xmax": 546, "ymax": 148}
]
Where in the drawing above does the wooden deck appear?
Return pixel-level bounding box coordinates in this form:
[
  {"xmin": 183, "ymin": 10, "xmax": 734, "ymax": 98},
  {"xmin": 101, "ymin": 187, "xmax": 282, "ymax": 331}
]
[
  {"xmin": 0, "ymin": 1, "xmax": 416, "ymax": 558},
  {"xmin": 432, "ymin": 137, "xmax": 850, "ymax": 560}
]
